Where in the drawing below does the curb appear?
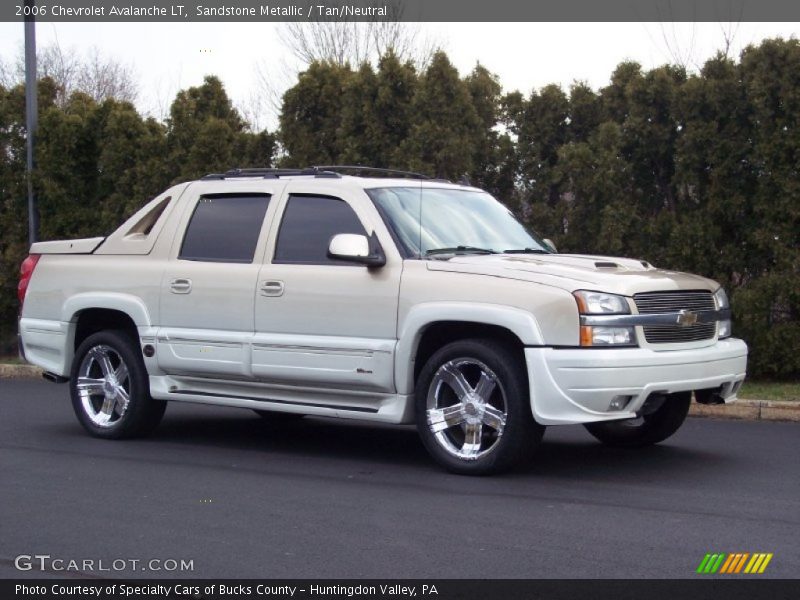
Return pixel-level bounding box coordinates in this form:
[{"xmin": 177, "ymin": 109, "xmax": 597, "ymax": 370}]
[
  {"xmin": 1, "ymin": 363, "xmax": 798, "ymax": 423},
  {"xmin": 690, "ymin": 399, "xmax": 800, "ymax": 423},
  {"xmin": 0, "ymin": 363, "xmax": 44, "ymax": 379}
]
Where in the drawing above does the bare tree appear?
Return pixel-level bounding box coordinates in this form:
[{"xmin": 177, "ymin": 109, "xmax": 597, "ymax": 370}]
[
  {"xmin": 10, "ymin": 40, "xmax": 138, "ymax": 106},
  {"xmin": 145, "ymin": 69, "xmax": 181, "ymax": 123},
  {"xmin": 650, "ymin": 0, "xmax": 745, "ymax": 70},
  {"xmin": 718, "ymin": 21, "xmax": 742, "ymax": 59},
  {"xmin": 278, "ymin": 4, "xmax": 436, "ymax": 70},
  {"xmin": 656, "ymin": 22, "xmax": 699, "ymax": 71},
  {"xmin": 654, "ymin": 21, "xmax": 745, "ymax": 71},
  {"xmin": 75, "ymin": 47, "xmax": 139, "ymax": 104},
  {"xmin": 0, "ymin": 56, "xmax": 13, "ymax": 88},
  {"xmin": 237, "ymin": 88, "xmax": 273, "ymax": 133},
  {"xmin": 36, "ymin": 42, "xmax": 80, "ymax": 98},
  {"xmin": 250, "ymin": 51, "xmax": 300, "ymax": 129}
]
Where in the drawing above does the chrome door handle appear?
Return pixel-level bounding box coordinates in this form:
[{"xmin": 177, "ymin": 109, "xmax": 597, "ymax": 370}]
[
  {"xmin": 170, "ymin": 278, "xmax": 192, "ymax": 294},
  {"xmin": 260, "ymin": 280, "xmax": 284, "ymax": 297}
]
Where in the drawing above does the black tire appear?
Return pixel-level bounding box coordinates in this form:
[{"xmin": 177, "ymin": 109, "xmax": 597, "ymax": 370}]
[
  {"xmin": 70, "ymin": 329, "xmax": 166, "ymax": 439},
  {"xmin": 415, "ymin": 338, "xmax": 544, "ymax": 475},
  {"xmin": 253, "ymin": 409, "xmax": 305, "ymax": 421},
  {"xmin": 583, "ymin": 391, "xmax": 691, "ymax": 448}
]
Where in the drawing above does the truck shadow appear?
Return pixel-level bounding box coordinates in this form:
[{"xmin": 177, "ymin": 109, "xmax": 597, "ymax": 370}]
[{"xmin": 147, "ymin": 407, "xmax": 731, "ymax": 480}]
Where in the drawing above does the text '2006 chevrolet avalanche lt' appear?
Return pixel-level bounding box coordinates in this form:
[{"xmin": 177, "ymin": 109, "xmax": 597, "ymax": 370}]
[{"xmin": 18, "ymin": 166, "xmax": 748, "ymax": 474}]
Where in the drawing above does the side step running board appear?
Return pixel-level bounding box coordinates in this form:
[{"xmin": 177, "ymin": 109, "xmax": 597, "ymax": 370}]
[{"xmin": 43, "ymin": 372, "xmax": 69, "ymax": 384}]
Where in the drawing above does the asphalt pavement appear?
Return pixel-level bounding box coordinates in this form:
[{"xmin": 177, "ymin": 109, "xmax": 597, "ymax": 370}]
[{"xmin": 1, "ymin": 379, "xmax": 798, "ymax": 579}]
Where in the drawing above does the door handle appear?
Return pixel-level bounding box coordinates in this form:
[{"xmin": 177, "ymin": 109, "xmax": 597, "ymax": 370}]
[
  {"xmin": 260, "ymin": 280, "xmax": 285, "ymax": 297},
  {"xmin": 170, "ymin": 278, "xmax": 192, "ymax": 294}
]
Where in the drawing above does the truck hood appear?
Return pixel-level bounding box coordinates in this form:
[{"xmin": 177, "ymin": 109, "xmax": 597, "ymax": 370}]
[{"xmin": 426, "ymin": 253, "xmax": 719, "ymax": 296}]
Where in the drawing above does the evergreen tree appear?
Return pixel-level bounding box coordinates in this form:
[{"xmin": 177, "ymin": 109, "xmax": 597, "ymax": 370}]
[
  {"xmin": 465, "ymin": 64, "xmax": 515, "ymax": 200},
  {"xmin": 166, "ymin": 75, "xmax": 273, "ymax": 180},
  {"xmin": 400, "ymin": 51, "xmax": 479, "ymax": 179},
  {"xmin": 279, "ymin": 62, "xmax": 353, "ymax": 167},
  {"xmin": 374, "ymin": 52, "xmax": 417, "ymax": 168},
  {"xmin": 0, "ymin": 42, "xmax": 797, "ymax": 378},
  {"xmin": 339, "ymin": 63, "xmax": 382, "ymax": 166}
]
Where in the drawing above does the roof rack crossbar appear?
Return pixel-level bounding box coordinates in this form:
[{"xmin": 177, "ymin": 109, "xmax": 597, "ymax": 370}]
[
  {"xmin": 200, "ymin": 168, "xmax": 341, "ymax": 181},
  {"xmin": 200, "ymin": 165, "xmax": 446, "ymax": 182},
  {"xmin": 311, "ymin": 165, "xmax": 431, "ymax": 180}
]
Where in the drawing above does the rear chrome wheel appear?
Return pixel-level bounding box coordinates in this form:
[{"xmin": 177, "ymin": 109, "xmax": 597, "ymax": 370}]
[
  {"xmin": 415, "ymin": 338, "xmax": 544, "ymax": 475},
  {"xmin": 76, "ymin": 345, "xmax": 131, "ymax": 428},
  {"xmin": 70, "ymin": 330, "xmax": 166, "ymax": 439}
]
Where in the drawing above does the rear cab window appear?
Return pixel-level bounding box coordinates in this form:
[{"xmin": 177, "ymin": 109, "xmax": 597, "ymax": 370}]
[{"xmin": 179, "ymin": 194, "xmax": 271, "ymax": 263}]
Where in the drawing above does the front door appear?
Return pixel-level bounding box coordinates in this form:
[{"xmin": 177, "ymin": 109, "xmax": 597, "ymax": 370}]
[{"xmin": 253, "ymin": 186, "xmax": 402, "ymax": 393}]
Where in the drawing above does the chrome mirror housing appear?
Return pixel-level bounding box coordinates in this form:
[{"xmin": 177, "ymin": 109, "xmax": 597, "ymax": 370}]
[{"xmin": 328, "ymin": 233, "xmax": 386, "ymax": 267}]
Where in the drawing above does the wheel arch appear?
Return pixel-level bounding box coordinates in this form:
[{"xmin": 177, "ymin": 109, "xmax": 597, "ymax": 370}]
[
  {"xmin": 396, "ymin": 303, "xmax": 543, "ymax": 396},
  {"xmin": 63, "ymin": 293, "xmax": 152, "ymax": 368}
]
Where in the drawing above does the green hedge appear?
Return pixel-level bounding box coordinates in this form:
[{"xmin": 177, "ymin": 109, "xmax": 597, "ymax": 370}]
[{"xmin": 1, "ymin": 41, "xmax": 797, "ymax": 379}]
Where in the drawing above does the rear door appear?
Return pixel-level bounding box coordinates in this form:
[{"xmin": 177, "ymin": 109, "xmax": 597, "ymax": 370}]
[{"xmin": 157, "ymin": 182, "xmax": 280, "ymax": 379}]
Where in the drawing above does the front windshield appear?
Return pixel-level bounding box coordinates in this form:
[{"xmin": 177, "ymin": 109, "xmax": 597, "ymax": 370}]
[{"xmin": 367, "ymin": 186, "xmax": 550, "ymax": 257}]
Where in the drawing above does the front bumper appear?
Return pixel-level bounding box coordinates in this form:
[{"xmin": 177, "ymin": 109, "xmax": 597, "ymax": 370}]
[{"xmin": 525, "ymin": 338, "xmax": 748, "ymax": 425}]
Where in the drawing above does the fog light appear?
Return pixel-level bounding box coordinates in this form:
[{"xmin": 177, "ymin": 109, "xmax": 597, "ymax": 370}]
[
  {"xmin": 608, "ymin": 395, "xmax": 632, "ymax": 411},
  {"xmin": 718, "ymin": 319, "xmax": 731, "ymax": 339}
]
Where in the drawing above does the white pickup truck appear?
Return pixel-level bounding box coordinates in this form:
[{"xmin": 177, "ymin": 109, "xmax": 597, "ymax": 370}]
[{"xmin": 18, "ymin": 167, "xmax": 748, "ymax": 474}]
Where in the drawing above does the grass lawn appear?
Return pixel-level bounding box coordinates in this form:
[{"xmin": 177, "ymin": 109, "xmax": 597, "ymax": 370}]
[{"xmin": 739, "ymin": 381, "xmax": 800, "ymax": 402}]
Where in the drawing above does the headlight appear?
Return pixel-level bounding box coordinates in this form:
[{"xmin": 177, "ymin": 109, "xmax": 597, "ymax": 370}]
[
  {"xmin": 573, "ymin": 290, "xmax": 636, "ymax": 347},
  {"xmin": 573, "ymin": 290, "xmax": 630, "ymax": 314},
  {"xmin": 714, "ymin": 287, "xmax": 732, "ymax": 338}
]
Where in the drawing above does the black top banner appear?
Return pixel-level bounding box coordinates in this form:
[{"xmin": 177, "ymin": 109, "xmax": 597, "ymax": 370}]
[{"xmin": 4, "ymin": 0, "xmax": 800, "ymax": 22}]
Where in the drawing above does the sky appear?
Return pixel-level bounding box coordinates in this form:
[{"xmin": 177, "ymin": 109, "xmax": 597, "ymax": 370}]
[{"xmin": 1, "ymin": 21, "xmax": 798, "ymax": 129}]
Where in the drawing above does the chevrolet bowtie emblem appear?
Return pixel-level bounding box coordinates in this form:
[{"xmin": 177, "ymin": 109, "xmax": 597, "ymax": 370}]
[{"xmin": 676, "ymin": 309, "xmax": 699, "ymax": 327}]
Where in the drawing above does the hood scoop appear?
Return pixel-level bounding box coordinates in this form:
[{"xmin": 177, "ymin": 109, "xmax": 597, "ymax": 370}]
[{"xmin": 594, "ymin": 261, "xmax": 620, "ymax": 269}]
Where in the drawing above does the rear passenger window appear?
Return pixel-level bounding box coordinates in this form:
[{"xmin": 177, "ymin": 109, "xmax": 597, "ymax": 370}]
[
  {"xmin": 274, "ymin": 195, "xmax": 367, "ymax": 264},
  {"xmin": 180, "ymin": 194, "xmax": 270, "ymax": 263}
]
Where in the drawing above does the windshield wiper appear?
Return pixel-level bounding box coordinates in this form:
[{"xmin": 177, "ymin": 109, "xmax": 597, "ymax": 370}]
[
  {"xmin": 503, "ymin": 247, "xmax": 549, "ymax": 254},
  {"xmin": 425, "ymin": 246, "xmax": 498, "ymax": 256}
]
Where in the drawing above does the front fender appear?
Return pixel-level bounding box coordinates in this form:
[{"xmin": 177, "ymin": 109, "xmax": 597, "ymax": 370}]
[{"xmin": 395, "ymin": 302, "xmax": 543, "ymax": 395}]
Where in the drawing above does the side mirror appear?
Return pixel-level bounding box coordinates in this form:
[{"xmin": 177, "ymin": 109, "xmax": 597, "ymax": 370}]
[
  {"xmin": 328, "ymin": 233, "xmax": 386, "ymax": 267},
  {"xmin": 543, "ymin": 238, "xmax": 558, "ymax": 253}
]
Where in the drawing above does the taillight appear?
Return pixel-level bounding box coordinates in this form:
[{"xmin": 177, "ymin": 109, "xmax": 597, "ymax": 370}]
[{"xmin": 18, "ymin": 254, "xmax": 41, "ymax": 309}]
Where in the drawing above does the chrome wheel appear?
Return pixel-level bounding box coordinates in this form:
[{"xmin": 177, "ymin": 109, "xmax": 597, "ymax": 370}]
[
  {"xmin": 76, "ymin": 344, "xmax": 131, "ymax": 428},
  {"xmin": 426, "ymin": 358, "xmax": 508, "ymax": 461}
]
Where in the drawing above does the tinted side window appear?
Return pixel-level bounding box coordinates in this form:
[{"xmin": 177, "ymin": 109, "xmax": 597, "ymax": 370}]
[
  {"xmin": 179, "ymin": 194, "xmax": 270, "ymax": 263},
  {"xmin": 274, "ymin": 195, "xmax": 367, "ymax": 264}
]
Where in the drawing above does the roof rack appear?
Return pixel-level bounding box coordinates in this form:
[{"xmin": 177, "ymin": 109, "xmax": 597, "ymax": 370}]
[
  {"xmin": 201, "ymin": 168, "xmax": 341, "ymax": 181},
  {"xmin": 200, "ymin": 165, "xmax": 441, "ymax": 182},
  {"xmin": 312, "ymin": 165, "xmax": 431, "ymax": 180}
]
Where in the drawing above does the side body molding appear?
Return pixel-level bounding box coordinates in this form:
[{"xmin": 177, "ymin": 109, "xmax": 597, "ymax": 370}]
[{"xmin": 394, "ymin": 302, "xmax": 544, "ymax": 395}]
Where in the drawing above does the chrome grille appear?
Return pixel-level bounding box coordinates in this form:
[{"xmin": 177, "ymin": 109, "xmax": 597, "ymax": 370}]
[{"xmin": 633, "ymin": 291, "xmax": 717, "ymax": 344}]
